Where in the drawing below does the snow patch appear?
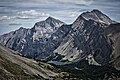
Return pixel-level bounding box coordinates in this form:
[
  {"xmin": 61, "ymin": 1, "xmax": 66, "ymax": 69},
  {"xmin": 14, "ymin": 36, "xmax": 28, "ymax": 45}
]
[{"xmin": 86, "ymin": 54, "xmax": 101, "ymax": 66}]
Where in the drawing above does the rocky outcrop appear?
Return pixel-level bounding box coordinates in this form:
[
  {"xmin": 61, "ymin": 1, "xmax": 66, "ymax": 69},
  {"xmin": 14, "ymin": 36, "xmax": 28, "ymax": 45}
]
[{"xmin": 105, "ymin": 23, "xmax": 120, "ymax": 70}]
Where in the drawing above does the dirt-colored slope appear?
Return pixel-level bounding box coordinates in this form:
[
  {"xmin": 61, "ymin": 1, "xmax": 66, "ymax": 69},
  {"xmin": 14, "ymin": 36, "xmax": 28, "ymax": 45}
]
[{"xmin": 0, "ymin": 43, "xmax": 58, "ymax": 80}]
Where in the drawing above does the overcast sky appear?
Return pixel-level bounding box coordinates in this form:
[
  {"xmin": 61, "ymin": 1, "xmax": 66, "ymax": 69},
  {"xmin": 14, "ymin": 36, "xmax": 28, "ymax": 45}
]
[{"xmin": 0, "ymin": 0, "xmax": 120, "ymax": 35}]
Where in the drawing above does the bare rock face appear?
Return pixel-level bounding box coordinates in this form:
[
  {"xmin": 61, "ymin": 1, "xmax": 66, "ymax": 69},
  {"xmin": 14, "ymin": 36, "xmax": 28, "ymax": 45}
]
[
  {"xmin": 105, "ymin": 23, "xmax": 120, "ymax": 70},
  {"xmin": 54, "ymin": 10, "xmax": 113, "ymax": 65},
  {"xmin": 42, "ymin": 24, "xmax": 72, "ymax": 58},
  {"xmin": 0, "ymin": 27, "xmax": 31, "ymax": 53}
]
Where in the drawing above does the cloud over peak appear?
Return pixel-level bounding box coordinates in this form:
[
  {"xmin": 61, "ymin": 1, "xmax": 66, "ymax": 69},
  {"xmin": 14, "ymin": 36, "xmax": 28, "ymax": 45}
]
[
  {"xmin": 0, "ymin": 10, "xmax": 50, "ymax": 21},
  {"xmin": 17, "ymin": 10, "xmax": 50, "ymax": 19}
]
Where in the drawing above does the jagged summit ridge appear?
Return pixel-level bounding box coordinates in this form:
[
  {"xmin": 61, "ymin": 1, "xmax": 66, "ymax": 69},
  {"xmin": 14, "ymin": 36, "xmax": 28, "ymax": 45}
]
[
  {"xmin": 79, "ymin": 9, "xmax": 112, "ymax": 24},
  {"xmin": 34, "ymin": 16, "xmax": 64, "ymax": 28},
  {"xmin": 46, "ymin": 16, "xmax": 63, "ymax": 23}
]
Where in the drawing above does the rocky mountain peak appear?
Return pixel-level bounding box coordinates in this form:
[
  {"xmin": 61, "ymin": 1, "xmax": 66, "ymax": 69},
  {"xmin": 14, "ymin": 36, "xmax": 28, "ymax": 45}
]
[
  {"xmin": 45, "ymin": 16, "xmax": 65, "ymax": 27},
  {"xmin": 33, "ymin": 16, "xmax": 64, "ymax": 29},
  {"xmin": 91, "ymin": 9, "xmax": 102, "ymax": 13},
  {"xmin": 54, "ymin": 10, "xmax": 114, "ymax": 66},
  {"xmin": 46, "ymin": 16, "xmax": 57, "ymax": 22},
  {"xmin": 80, "ymin": 9, "xmax": 112, "ymax": 24},
  {"xmin": 32, "ymin": 17, "xmax": 65, "ymax": 41},
  {"xmin": 18, "ymin": 27, "xmax": 24, "ymax": 30}
]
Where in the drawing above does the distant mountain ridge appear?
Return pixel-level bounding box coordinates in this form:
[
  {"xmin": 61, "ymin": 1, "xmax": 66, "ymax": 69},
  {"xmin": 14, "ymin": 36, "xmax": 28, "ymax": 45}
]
[{"xmin": 0, "ymin": 17, "xmax": 65, "ymax": 60}]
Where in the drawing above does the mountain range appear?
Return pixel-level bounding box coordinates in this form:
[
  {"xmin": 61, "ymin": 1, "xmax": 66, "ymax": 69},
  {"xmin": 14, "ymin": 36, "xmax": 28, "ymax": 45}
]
[{"xmin": 0, "ymin": 9, "xmax": 120, "ymax": 79}]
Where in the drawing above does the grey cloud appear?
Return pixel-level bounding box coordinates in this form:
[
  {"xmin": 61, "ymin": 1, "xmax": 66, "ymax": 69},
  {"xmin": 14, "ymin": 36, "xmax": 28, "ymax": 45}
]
[
  {"xmin": 0, "ymin": 0, "xmax": 93, "ymax": 5},
  {"xmin": 9, "ymin": 23, "xmax": 22, "ymax": 26},
  {"xmin": 0, "ymin": 10, "xmax": 50, "ymax": 20}
]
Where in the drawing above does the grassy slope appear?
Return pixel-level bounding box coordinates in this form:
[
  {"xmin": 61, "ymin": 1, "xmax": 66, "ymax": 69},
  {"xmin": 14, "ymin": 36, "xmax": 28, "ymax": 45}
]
[{"xmin": 0, "ymin": 44, "xmax": 58, "ymax": 80}]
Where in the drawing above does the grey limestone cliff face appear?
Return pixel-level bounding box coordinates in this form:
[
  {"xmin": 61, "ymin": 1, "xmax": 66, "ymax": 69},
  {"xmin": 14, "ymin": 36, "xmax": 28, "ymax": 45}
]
[
  {"xmin": 0, "ymin": 27, "xmax": 31, "ymax": 53},
  {"xmin": 54, "ymin": 10, "xmax": 113, "ymax": 65},
  {"xmin": 105, "ymin": 23, "xmax": 120, "ymax": 70},
  {"xmin": 42, "ymin": 24, "xmax": 72, "ymax": 58}
]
